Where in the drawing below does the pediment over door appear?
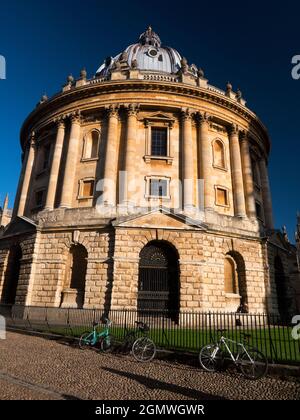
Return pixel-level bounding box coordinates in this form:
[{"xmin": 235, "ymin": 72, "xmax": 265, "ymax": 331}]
[{"xmin": 113, "ymin": 208, "xmax": 207, "ymax": 230}]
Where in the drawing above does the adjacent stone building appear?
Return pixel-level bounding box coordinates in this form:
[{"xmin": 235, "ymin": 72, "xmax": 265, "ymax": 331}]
[
  {"xmin": 0, "ymin": 195, "xmax": 11, "ymax": 230},
  {"xmin": 0, "ymin": 27, "xmax": 298, "ymax": 318}
]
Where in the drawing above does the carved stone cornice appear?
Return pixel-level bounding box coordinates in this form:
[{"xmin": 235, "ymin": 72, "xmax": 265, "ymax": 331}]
[{"xmin": 20, "ymin": 80, "xmax": 270, "ymax": 155}]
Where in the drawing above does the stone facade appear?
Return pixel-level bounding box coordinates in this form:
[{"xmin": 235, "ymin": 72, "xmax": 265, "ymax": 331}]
[
  {"xmin": 0, "ymin": 195, "xmax": 11, "ymax": 230},
  {"xmin": 0, "ymin": 27, "xmax": 298, "ymax": 317}
]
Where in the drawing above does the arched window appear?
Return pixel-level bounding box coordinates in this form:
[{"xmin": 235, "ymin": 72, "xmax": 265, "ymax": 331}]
[
  {"xmin": 83, "ymin": 130, "xmax": 100, "ymax": 159},
  {"xmin": 213, "ymin": 139, "xmax": 226, "ymax": 169},
  {"xmin": 224, "ymin": 256, "xmax": 237, "ymax": 294}
]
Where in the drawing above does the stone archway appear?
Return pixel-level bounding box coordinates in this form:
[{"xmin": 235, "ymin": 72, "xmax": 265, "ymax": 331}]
[
  {"xmin": 1, "ymin": 244, "xmax": 22, "ymax": 304},
  {"xmin": 60, "ymin": 244, "xmax": 88, "ymax": 308},
  {"xmin": 224, "ymin": 251, "xmax": 247, "ymax": 312},
  {"xmin": 138, "ymin": 240, "xmax": 180, "ymax": 321}
]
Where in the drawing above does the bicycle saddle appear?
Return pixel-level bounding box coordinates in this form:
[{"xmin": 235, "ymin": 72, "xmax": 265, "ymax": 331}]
[
  {"xmin": 92, "ymin": 322, "xmax": 99, "ymax": 327},
  {"xmin": 135, "ymin": 321, "xmax": 149, "ymax": 331},
  {"xmin": 101, "ymin": 317, "xmax": 112, "ymax": 326}
]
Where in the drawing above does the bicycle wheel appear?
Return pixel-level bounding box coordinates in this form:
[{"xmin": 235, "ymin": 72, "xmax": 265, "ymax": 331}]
[
  {"xmin": 122, "ymin": 331, "xmax": 136, "ymax": 353},
  {"xmin": 199, "ymin": 344, "xmax": 222, "ymax": 372},
  {"xmin": 132, "ymin": 337, "xmax": 156, "ymax": 362},
  {"xmin": 79, "ymin": 331, "xmax": 93, "ymax": 350},
  {"xmin": 239, "ymin": 348, "xmax": 268, "ymax": 379},
  {"xmin": 99, "ymin": 334, "xmax": 117, "ymax": 352}
]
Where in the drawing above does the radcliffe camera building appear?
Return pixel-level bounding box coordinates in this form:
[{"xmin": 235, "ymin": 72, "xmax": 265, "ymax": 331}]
[{"xmin": 0, "ymin": 27, "xmax": 299, "ymax": 318}]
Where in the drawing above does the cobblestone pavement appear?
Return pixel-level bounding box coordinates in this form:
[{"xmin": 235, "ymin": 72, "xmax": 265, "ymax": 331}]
[{"xmin": 0, "ymin": 331, "xmax": 299, "ymax": 400}]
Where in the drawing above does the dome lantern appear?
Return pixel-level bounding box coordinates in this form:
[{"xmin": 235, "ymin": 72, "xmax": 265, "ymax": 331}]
[{"xmin": 138, "ymin": 25, "xmax": 162, "ymax": 47}]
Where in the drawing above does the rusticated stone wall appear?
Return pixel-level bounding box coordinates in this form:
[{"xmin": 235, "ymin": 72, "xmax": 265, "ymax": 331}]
[{"xmin": 0, "ymin": 225, "xmax": 297, "ymax": 315}]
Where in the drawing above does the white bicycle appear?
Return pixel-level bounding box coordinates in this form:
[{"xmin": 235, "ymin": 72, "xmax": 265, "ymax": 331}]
[{"xmin": 199, "ymin": 329, "xmax": 268, "ymax": 380}]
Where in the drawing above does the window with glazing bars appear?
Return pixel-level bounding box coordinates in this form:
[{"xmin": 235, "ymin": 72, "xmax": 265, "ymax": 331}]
[
  {"xmin": 149, "ymin": 179, "xmax": 168, "ymax": 197},
  {"xmin": 151, "ymin": 127, "xmax": 167, "ymax": 156}
]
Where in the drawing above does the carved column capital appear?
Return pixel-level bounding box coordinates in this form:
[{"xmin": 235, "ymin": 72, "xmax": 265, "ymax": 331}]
[
  {"xmin": 53, "ymin": 115, "xmax": 66, "ymax": 129},
  {"xmin": 240, "ymin": 130, "xmax": 248, "ymax": 142},
  {"xmin": 126, "ymin": 103, "xmax": 140, "ymax": 117},
  {"xmin": 180, "ymin": 108, "xmax": 194, "ymax": 121},
  {"xmin": 29, "ymin": 131, "xmax": 37, "ymax": 148},
  {"xmin": 197, "ymin": 111, "xmax": 210, "ymax": 125},
  {"xmin": 106, "ymin": 104, "xmax": 119, "ymax": 118},
  {"xmin": 69, "ymin": 110, "xmax": 81, "ymax": 124},
  {"xmin": 228, "ymin": 123, "xmax": 240, "ymax": 136}
]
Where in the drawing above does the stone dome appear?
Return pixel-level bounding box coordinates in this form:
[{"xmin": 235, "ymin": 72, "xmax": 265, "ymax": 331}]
[{"xmin": 96, "ymin": 26, "xmax": 183, "ymax": 76}]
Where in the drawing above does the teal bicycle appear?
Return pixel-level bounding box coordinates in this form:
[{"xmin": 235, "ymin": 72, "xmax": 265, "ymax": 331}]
[{"xmin": 79, "ymin": 318, "xmax": 115, "ymax": 351}]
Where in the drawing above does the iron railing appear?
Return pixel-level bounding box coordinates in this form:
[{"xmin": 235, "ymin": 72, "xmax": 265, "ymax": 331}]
[{"xmin": 0, "ymin": 304, "xmax": 299, "ymax": 365}]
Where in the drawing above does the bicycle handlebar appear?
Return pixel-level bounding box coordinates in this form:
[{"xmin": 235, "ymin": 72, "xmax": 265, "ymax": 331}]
[{"xmin": 93, "ymin": 318, "xmax": 112, "ymax": 327}]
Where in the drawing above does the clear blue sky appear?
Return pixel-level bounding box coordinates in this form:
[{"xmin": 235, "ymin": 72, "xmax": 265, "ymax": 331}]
[{"xmin": 0, "ymin": 0, "xmax": 299, "ymax": 241}]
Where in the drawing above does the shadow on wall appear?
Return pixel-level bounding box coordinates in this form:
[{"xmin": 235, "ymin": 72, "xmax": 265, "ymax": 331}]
[
  {"xmin": 1, "ymin": 244, "xmax": 22, "ymax": 304},
  {"xmin": 266, "ymin": 238, "xmax": 297, "ymax": 322},
  {"xmin": 103, "ymin": 228, "xmax": 116, "ymax": 317}
]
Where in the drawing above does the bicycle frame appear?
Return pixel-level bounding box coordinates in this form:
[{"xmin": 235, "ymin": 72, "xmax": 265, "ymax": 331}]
[
  {"xmin": 214, "ymin": 336, "xmax": 255, "ymax": 364},
  {"xmin": 85, "ymin": 323, "xmax": 110, "ymax": 345}
]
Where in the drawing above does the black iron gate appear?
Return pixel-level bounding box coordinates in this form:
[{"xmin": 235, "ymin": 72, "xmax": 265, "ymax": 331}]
[{"xmin": 137, "ymin": 242, "xmax": 179, "ymax": 319}]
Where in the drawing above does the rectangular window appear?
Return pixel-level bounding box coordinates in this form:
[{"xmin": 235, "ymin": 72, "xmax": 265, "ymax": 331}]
[
  {"xmin": 216, "ymin": 187, "xmax": 228, "ymax": 206},
  {"xmin": 43, "ymin": 144, "xmax": 51, "ymax": 170},
  {"xmin": 151, "ymin": 127, "xmax": 167, "ymax": 156},
  {"xmin": 81, "ymin": 180, "xmax": 94, "ymax": 197},
  {"xmin": 35, "ymin": 190, "xmax": 45, "ymax": 207},
  {"xmin": 256, "ymin": 202, "xmax": 262, "ymax": 219},
  {"xmin": 251, "ymin": 158, "xmax": 259, "ymax": 185},
  {"xmin": 149, "ymin": 178, "xmax": 168, "ymax": 197}
]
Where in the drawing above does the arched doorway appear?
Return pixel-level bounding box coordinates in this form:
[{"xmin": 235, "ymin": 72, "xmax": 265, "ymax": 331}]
[
  {"xmin": 274, "ymin": 256, "xmax": 289, "ymax": 321},
  {"xmin": 60, "ymin": 244, "xmax": 88, "ymax": 308},
  {"xmin": 1, "ymin": 244, "xmax": 22, "ymax": 304},
  {"xmin": 138, "ymin": 241, "xmax": 180, "ymax": 321}
]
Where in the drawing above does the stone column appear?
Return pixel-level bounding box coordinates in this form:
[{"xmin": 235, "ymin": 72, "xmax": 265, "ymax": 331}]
[
  {"xmin": 181, "ymin": 109, "xmax": 194, "ymax": 210},
  {"xmin": 229, "ymin": 124, "xmax": 246, "ymax": 217},
  {"xmin": 198, "ymin": 112, "xmax": 214, "ymax": 210},
  {"xmin": 240, "ymin": 133, "xmax": 256, "ymax": 219},
  {"xmin": 45, "ymin": 118, "xmax": 65, "ymax": 210},
  {"xmin": 17, "ymin": 132, "xmax": 36, "ymax": 217},
  {"xmin": 60, "ymin": 112, "xmax": 81, "ymax": 208},
  {"xmin": 102, "ymin": 105, "xmax": 119, "ymax": 208},
  {"xmin": 259, "ymin": 157, "xmax": 274, "ymax": 229},
  {"xmin": 122, "ymin": 104, "xmax": 139, "ymax": 206}
]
